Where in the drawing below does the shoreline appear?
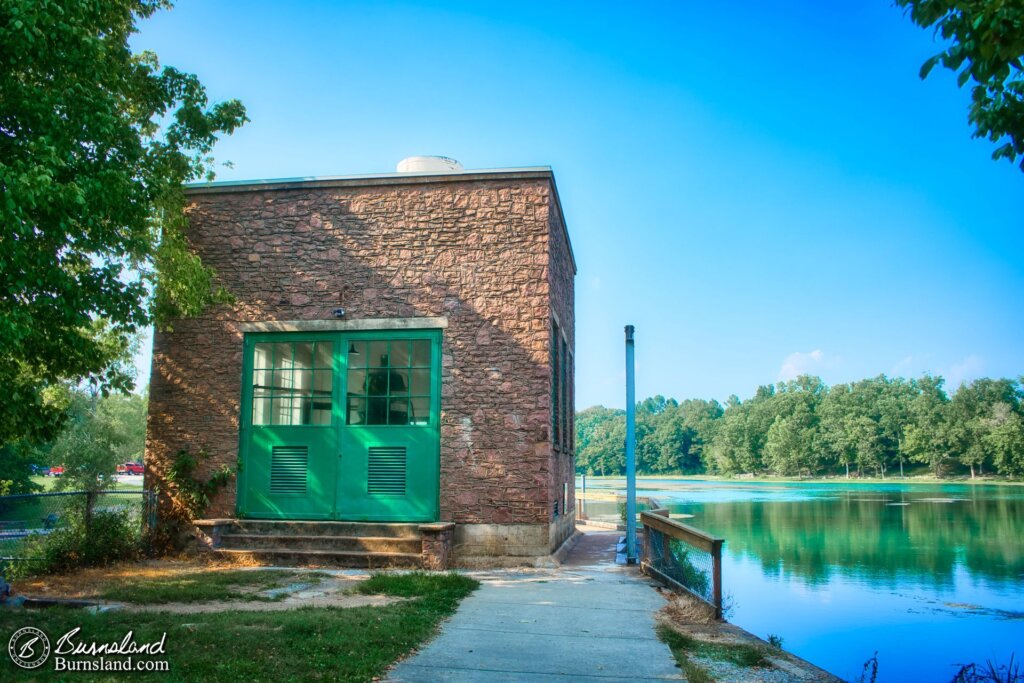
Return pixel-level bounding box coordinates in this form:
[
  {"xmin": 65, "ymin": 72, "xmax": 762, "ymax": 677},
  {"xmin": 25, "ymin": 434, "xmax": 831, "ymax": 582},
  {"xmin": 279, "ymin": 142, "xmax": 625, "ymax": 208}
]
[{"xmin": 575, "ymin": 473, "xmax": 1024, "ymax": 486}]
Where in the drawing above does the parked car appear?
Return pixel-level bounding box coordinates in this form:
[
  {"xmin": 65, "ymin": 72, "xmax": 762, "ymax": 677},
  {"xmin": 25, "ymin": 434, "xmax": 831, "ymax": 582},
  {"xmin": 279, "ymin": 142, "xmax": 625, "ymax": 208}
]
[
  {"xmin": 49, "ymin": 465, "xmax": 64, "ymax": 477},
  {"xmin": 30, "ymin": 464, "xmax": 50, "ymax": 476},
  {"xmin": 116, "ymin": 462, "xmax": 144, "ymax": 476}
]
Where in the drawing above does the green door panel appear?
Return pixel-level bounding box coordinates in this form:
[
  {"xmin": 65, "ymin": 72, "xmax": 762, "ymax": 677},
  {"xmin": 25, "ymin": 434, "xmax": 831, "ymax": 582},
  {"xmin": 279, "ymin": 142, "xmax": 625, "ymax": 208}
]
[{"xmin": 237, "ymin": 330, "xmax": 440, "ymax": 522}]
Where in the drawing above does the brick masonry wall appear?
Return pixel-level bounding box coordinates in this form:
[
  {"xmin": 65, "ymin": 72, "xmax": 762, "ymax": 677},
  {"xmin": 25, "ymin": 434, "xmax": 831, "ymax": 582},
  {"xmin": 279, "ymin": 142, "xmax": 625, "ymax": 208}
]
[
  {"xmin": 547, "ymin": 193, "xmax": 577, "ymax": 549},
  {"xmin": 146, "ymin": 176, "xmax": 573, "ymax": 530}
]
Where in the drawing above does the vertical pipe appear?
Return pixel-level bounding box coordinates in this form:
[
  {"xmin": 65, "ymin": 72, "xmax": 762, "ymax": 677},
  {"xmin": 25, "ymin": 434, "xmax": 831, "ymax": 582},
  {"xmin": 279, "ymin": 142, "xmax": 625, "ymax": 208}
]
[{"xmin": 625, "ymin": 325, "xmax": 637, "ymax": 564}]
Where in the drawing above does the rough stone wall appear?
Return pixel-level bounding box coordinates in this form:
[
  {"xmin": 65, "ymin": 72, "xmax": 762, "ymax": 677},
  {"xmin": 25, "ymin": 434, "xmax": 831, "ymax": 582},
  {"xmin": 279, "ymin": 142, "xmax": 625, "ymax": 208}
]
[
  {"xmin": 547, "ymin": 191, "xmax": 577, "ymax": 550},
  {"xmin": 145, "ymin": 177, "xmax": 564, "ymax": 528}
]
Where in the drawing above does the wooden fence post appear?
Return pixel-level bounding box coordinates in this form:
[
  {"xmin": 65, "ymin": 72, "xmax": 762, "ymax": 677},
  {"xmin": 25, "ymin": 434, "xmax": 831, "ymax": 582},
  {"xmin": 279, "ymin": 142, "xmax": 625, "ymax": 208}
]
[{"xmin": 712, "ymin": 538, "xmax": 723, "ymax": 620}]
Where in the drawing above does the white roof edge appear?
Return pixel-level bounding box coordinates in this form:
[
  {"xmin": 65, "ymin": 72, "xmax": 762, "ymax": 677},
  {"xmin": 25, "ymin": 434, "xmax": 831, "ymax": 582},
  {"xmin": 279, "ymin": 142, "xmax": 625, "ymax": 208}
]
[{"xmin": 184, "ymin": 166, "xmax": 553, "ymax": 190}]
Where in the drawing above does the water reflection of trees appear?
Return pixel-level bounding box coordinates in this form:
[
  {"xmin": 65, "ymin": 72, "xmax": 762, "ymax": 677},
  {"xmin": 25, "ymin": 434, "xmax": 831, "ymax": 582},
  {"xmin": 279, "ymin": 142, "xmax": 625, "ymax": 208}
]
[{"xmin": 674, "ymin": 494, "xmax": 1024, "ymax": 586}]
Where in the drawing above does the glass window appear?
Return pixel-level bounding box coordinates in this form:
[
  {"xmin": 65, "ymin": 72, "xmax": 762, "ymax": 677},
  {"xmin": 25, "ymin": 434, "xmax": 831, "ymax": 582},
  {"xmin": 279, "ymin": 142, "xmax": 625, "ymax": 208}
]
[
  {"xmin": 251, "ymin": 341, "xmax": 334, "ymax": 426},
  {"xmin": 346, "ymin": 338, "xmax": 432, "ymax": 426}
]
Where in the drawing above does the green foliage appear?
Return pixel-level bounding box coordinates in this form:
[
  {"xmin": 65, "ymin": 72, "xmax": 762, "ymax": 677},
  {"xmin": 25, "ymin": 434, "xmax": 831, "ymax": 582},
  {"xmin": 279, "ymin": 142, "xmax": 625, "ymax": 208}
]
[
  {"xmin": 0, "ymin": 440, "xmax": 44, "ymax": 495},
  {"xmin": 166, "ymin": 449, "xmax": 233, "ymax": 518},
  {"xmin": 577, "ymin": 375, "xmax": 1024, "ymax": 479},
  {"xmin": 9, "ymin": 508, "xmax": 142, "ymax": 578},
  {"xmin": 49, "ymin": 389, "xmax": 149, "ymax": 492},
  {"xmin": 897, "ymin": 0, "xmax": 1024, "ymax": 170},
  {"xmin": 668, "ymin": 540, "xmax": 710, "ymax": 596},
  {"xmin": 767, "ymin": 633, "xmax": 784, "ymax": 649},
  {"xmin": 0, "ymin": 0, "xmax": 246, "ymax": 448}
]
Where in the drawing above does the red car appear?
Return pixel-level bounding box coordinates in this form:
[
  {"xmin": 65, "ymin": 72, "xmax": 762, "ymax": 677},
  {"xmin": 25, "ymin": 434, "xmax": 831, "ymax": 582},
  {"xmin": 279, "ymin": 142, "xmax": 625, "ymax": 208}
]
[
  {"xmin": 49, "ymin": 465, "xmax": 64, "ymax": 477},
  {"xmin": 116, "ymin": 462, "xmax": 144, "ymax": 475}
]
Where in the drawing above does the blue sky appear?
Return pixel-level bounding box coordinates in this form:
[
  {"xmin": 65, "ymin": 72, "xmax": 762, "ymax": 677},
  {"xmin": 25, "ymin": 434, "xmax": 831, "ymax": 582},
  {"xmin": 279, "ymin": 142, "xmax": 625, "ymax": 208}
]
[{"xmin": 132, "ymin": 1, "xmax": 1023, "ymax": 410}]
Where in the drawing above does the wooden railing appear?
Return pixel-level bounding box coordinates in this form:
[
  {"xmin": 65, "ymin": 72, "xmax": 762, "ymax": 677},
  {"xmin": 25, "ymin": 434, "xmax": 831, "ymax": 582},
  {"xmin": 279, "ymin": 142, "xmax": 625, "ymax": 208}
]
[{"xmin": 640, "ymin": 509, "xmax": 725, "ymax": 619}]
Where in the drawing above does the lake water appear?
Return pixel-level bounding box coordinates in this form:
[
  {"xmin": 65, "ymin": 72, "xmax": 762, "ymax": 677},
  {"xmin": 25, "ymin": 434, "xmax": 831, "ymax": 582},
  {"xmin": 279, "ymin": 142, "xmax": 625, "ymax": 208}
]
[{"xmin": 577, "ymin": 477, "xmax": 1024, "ymax": 682}]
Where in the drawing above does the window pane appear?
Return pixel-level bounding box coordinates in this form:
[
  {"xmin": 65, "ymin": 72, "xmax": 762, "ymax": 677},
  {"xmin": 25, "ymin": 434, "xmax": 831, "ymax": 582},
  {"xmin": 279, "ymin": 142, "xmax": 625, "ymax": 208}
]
[
  {"xmin": 271, "ymin": 397, "xmax": 290, "ymax": 425},
  {"xmin": 347, "ymin": 368, "xmax": 367, "ymax": 396},
  {"xmin": 411, "ymin": 340, "xmax": 431, "ymax": 367},
  {"xmin": 390, "ymin": 368, "xmax": 409, "ymax": 395},
  {"xmin": 271, "ymin": 369, "xmax": 292, "ymax": 391},
  {"xmin": 347, "ymin": 397, "xmax": 366, "ymax": 425},
  {"xmin": 253, "ymin": 397, "xmax": 271, "ymax": 425},
  {"xmin": 273, "ymin": 343, "xmax": 292, "ymax": 371},
  {"xmin": 410, "ymin": 397, "xmax": 430, "ymax": 426},
  {"xmin": 298, "ymin": 396, "xmax": 314, "ymax": 424},
  {"xmin": 366, "ymin": 368, "xmax": 389, "ymax": 397},
  {"xmin": 254, "ymin": 343, "xmax": 273, "ymax": 369},
  {"xmin": 347, "ymin": 341, "xmax": 366, "ymax": 367},
  {"xmin": 315, "ymin": 342, "xmax": 333, "ymax": 369},
  {"xmin": 312, "ymin": 402, "xmax": 332, "ymax": 425},
  {"xmin": 293, "ymin": 369, "xmax": 313, "ymax": 395},
  {"xmin": 410, "ymin": 368, "xmax": 430, "ymax": 395},
  {"xmin": 366, "ymin": 396, "xmax": 388, "ymax": 425},
  {"xmin": 388, "ymin": 398, "xmax": 409, "ymax": 425},
  {"xmin": 390, "ymin": 340, "xmax": 411, "ymax": 367},
  {"xmin": 253, "ymin": 369, "xmax": 272, "ymax": 391},
  {"xmin": 368, "ymin": 341, "xmax": 388, "ymax": 368},
  {"xmin": 294, "ymin": 342, "xmax": 314, "ymax": 370},
  {"xmin": 314, "ymin": 370, "xmax": 332, "ymax": 394}
]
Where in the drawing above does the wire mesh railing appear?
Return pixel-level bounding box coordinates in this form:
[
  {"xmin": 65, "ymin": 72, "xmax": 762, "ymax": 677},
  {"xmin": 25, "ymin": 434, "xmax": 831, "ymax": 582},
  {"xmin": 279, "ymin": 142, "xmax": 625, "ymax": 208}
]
[
  {"xmin": 640, "ymin": 509, "xmax": 724, "ymax": 619},
  {"xmin": 0, "ymin": 489, "xmax": 157, "ymax": 563}
]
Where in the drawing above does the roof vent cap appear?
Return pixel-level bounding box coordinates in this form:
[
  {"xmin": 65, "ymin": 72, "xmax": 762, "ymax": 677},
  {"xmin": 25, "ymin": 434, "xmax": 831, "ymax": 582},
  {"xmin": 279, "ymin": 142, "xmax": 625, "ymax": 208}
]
[{"xmin": 396, "ymin": 156, "xmax": 464, "ymax": 173}]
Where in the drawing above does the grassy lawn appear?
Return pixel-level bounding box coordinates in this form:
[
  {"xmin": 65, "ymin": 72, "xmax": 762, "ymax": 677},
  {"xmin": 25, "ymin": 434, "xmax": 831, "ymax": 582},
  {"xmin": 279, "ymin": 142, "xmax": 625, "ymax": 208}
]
[
  {"xmin": 27, "ymin": 476, "xmax": 145, "ymax": 492},
  {"xmin": 0, "ymin": 571, "xmax": 478, "ymax": 681},
  {"xmin": 657, "ymin": 625, "xmax": 772, "ymax": 683},
  {"xmin": 97, "ymin": 569, "xmax": 328, "ymax": 604}
]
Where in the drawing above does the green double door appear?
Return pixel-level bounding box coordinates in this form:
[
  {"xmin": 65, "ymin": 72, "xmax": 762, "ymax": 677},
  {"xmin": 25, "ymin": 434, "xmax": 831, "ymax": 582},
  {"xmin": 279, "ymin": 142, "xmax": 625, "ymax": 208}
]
[{"xmin": 238, "ymin": 329, "xmax": 441, "ymax": 522}]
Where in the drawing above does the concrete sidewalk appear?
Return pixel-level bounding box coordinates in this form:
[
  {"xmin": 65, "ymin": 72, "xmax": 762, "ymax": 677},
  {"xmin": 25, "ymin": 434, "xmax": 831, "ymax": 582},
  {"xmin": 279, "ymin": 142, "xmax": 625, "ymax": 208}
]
[{"xmin": 386, "ymin": 530, "xmax": 683, "ymax": 682}]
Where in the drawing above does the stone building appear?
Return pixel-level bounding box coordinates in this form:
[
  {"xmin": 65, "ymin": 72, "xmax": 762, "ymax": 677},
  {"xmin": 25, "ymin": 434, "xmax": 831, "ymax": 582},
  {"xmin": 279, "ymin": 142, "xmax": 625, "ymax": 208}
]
[{"xmin": 145, "ymin": 157, "xmax": 577, "ymax": 567}]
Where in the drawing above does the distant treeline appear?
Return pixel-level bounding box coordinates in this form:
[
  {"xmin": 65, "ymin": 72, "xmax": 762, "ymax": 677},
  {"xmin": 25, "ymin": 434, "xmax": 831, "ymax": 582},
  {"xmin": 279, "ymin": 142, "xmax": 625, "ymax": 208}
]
[{"xmin": 575, "ymin": 375, "xmax": 1024, "ymax": 479}]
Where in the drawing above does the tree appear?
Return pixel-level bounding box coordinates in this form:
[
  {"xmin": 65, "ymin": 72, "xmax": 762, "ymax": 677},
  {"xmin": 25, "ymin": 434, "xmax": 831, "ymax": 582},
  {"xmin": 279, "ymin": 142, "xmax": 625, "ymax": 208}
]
[
  {"xmin": 49, "ymin": 389, "xmax": 148, "ymax": 492},
  {"xmin": 897, "ymin": 0, "xmax": 1024, "ymax": 170},
  {"xmin": 984, "ymin": 402, "xmax": 1024, "ymax": 476},
  {"xmin": 0, "ymin": 0, "xmax": 247, "ymax": 447},
  {"xmin": 902, "ymin": 375, "xmax": 951, "ymax": 476}
]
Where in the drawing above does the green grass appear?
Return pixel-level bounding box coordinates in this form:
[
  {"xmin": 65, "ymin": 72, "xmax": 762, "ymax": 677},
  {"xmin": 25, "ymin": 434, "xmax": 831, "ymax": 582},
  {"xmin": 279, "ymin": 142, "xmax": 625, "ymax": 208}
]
[
  {"xmin": 97, "ymin": 569, "xmax": 328, "ymax": 604},
  {"xmin": 657, "ymin": 625, "xmax": 772, "ymax": 682},
  {"xmin": 0, "ymin": 572, "xmax": 479, "ymax": 682}
]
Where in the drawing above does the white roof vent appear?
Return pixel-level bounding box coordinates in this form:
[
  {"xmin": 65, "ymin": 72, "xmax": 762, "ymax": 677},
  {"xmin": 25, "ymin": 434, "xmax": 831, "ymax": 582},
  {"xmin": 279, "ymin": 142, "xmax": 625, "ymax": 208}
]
[{"xmin": 396, "ymin": 156, "xmax": 464, "ymax": 173}]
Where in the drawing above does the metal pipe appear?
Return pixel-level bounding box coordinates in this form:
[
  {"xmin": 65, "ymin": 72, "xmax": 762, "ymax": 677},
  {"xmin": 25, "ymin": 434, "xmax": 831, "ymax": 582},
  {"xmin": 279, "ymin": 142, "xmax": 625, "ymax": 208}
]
[{"xmin": 625, "ymin": 324, "xmax": 637, "ymax": 564}]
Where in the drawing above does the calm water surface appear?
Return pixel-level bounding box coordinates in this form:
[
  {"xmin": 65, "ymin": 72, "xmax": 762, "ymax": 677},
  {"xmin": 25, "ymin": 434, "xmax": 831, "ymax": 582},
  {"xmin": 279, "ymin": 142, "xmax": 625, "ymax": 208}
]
[{"xmin": 577, "ymin": 477, "xmax": 1024, "ymax": 682}]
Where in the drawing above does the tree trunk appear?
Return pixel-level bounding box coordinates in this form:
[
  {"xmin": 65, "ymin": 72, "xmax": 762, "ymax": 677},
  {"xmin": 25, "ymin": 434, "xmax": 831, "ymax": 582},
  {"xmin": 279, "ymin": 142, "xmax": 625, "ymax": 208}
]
[
  {"xmin": 970, "ymin": 463, "xmax": 975, "ymax": 479},
  {"xmin": 899, "ymin": 457, "xmax": 904, "ymax": 478},
  {"xmin": 845, "ymin": 462, "xmax": 850, "ymax": 479}
]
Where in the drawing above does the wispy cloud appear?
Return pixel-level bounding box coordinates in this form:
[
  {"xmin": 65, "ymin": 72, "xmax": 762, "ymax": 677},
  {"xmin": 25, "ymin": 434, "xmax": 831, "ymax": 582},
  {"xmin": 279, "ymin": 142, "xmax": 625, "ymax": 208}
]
[
  {"xmin": 778, "ymin": 349, "xmax": 833, "ymax": 382},
  {"xmin": 890, "ymin": 355, "xmax": 915, "ymax": 376},
  {"xmin": 943, "ymin": 354, "xmax": 984, "ymax": 390}
]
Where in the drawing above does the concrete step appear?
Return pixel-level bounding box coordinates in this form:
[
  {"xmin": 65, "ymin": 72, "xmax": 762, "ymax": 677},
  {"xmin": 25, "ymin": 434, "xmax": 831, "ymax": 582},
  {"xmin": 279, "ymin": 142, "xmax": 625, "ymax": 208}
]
[
  {"xmin": 227, "ymin": 520, "xmax": 422, "ymax": 538},
  {"xmin": 218, "ymin": 533, "xmax": 422, "ymax": 554},
  {"xmin": 213, "ymin": 548, "xmax": 423, "ymax": 568}
]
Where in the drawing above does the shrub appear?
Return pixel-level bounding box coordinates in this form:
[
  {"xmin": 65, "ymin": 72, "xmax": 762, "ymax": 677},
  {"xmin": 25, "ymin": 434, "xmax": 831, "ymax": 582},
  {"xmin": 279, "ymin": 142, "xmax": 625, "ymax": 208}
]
[{"xmin": 9, "ymin": 507, "xmax": 141, "ymax": 578}]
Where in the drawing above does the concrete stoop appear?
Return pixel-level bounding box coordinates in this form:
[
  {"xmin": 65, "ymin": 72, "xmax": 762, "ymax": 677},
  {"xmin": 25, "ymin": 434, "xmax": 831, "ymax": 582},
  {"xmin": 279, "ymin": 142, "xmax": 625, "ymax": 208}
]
[{"xmin": 193, "ymin": 519, "xmax": 454, "ymax": 569}]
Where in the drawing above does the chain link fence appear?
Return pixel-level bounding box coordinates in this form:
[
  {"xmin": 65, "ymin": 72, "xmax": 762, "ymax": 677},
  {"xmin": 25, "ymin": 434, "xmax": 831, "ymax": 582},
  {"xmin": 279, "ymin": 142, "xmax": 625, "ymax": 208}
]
[
  {"xmin": 640, "ymin": 509, "xmax": 724, "ymax": 619},
  {"xmin": 0, "ymin": 490, "xmax": 156, "ymax": 571}
]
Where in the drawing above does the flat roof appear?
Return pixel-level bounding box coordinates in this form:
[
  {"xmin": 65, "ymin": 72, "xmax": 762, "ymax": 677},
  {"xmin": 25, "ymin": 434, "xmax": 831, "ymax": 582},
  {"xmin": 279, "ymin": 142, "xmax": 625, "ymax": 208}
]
[
  {"xmin": 184, "ymin": 165, "xmax": 576, "ymax": 272},
  {"xmin": 183, "ymin": 166, "xmax": 554, "ymax": 193}
]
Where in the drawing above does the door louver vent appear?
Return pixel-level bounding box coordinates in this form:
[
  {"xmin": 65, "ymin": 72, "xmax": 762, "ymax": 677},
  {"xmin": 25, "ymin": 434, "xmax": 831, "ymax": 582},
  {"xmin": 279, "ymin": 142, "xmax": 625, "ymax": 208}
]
[
  {"xmin": 368, "ymin": 446, "xmax": 406, "ymax": 496},
  {"xmin": 270, "ymin": 446, "xmax": 308, "ymax": 494}
]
